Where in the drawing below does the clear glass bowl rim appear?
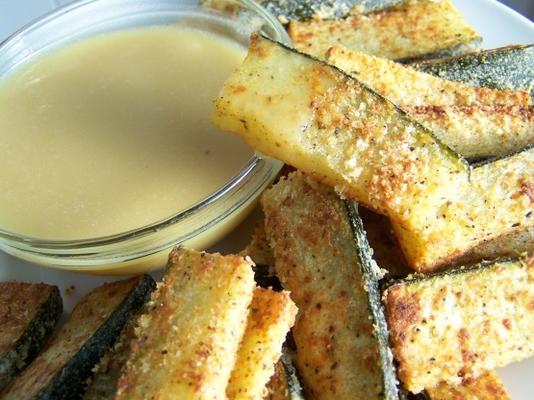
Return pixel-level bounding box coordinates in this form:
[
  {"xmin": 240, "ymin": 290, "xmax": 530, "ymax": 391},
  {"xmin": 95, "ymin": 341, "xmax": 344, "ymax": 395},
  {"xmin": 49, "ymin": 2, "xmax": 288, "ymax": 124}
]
[{"xmin": 0, "ymin": 0, "xmax": 289, "ymax": 258}]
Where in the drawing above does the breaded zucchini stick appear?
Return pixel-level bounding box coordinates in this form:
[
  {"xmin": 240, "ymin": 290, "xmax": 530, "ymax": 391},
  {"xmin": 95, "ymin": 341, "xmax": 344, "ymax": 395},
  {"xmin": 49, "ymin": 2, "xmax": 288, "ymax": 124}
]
[
  {"xmin": 326, "ymin": 45, "xmax": 534, "ymax": 159},
  {"xmin": 288, "ymin": 0, "xmax": 480, "ymax": 61},
  {"xmin": 383, "ymin": 255, "xmax": 534, "ymax": 393},
  {"xmin": 227, "ymin": 288, "xmax": 297, "ymax": 400},
  {"xmin": 115, "ymin": 248, "xmax": 255, "ymax": 400},
  {"xmin": 262, "ymin": 171, "xmax": 399, "ymax": 399},
  {"xmin": 214, "ymin": 35, "xmax": 534, "ymax": 273}
]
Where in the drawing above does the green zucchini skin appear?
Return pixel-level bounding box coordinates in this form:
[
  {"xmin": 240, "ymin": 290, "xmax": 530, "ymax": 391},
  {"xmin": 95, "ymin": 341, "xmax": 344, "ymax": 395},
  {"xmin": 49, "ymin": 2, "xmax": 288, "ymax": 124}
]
[
  {"xmin": 37, "ymin": 275, "xmax": 156, "ymax": 400},
  {"xmin": 0, "ymin": 284, "xmax": 62, "ymax": 392},
  {"xmin": 261, "ymin": 0, "xmax": 403, "ymax": 22},
  {"xmin": 413, "ymin": 45, "xmax": 534, "ymax": 97},
  {"xmin": 344, "ymin": 201, "xmax": 402, "ymax": 400}
]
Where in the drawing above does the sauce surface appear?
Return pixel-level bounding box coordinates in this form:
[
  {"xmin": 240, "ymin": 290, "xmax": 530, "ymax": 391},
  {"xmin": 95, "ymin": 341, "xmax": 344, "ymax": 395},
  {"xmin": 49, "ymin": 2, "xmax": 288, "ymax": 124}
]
[{"xmin": 0, "ymin": 27, "xmax": 251, "ymax": 240}]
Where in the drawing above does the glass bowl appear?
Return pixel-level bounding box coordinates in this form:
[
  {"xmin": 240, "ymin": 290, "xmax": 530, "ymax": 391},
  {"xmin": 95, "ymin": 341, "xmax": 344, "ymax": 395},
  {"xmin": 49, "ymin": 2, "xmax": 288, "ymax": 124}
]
[{"xmin": 0, "ymin": 0, "xmax": 289, "ymax": 274}]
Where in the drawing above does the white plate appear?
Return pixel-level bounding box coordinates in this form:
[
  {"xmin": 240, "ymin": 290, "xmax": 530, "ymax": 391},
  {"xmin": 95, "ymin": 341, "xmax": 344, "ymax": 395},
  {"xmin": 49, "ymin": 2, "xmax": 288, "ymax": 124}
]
[{"xmin": 0, "ymin": 0, "xmax": 533, "ymax": 398}]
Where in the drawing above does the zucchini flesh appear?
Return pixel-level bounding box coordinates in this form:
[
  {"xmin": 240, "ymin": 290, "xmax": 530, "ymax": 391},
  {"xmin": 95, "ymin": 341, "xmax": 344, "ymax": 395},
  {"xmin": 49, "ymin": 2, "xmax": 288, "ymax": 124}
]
[
  {"xmin": 1, "ymin": 275, "xmax": 155, "ymax": 400},
  {"xmin": 390, "ymin": 146, "xmax": 534, "ymax": 272},
  {"xmin": 426, "ymin": 371, "xmax": 510, "ymax": 400},
  {"xmin": 383, "ymin": 255, "xmax": 534, "ymax": 393},
  {"xmin": 227, "ymin": 288, "xmax": 297, "ymax": 400},
  {"xmin": 0, "ymin": 283, "xmax": 62, "ymax": 392},
  {"xmin": 288, "ymin": 0, "xmax": 481, "ymax": 61},
  {"xmin": 326, "ymin": 45, "xmax": 534, "ymax": 159},
  {"xmin": 413, "ymin": 45, "xmax": 534, "ymax": 98},
  {"xmin": 115, "ymin": 248, "xmax": 255, "ymax": 400},
  {"xmin": 214, "ymin": 34, "xmax": 468, "ymax": 226},
  {"xmin": 259, "ymin": 0, "xmax": 403, "ymax": 23},
  {"xmin": 262, "ymin": 171, "xmax": 400, "ymax": 399}
]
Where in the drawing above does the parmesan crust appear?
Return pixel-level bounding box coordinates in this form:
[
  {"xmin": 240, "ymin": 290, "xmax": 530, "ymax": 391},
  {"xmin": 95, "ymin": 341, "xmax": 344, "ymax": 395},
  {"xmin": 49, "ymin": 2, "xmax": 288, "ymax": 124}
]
[
  {"xmin": 115, "ymin": 248, "xmax": 255, "ymax": 400},
  {"xmin": 227, "ymin": 288, "xmax": 297, "ymax": 400},
  {"xmin": 326, "ymin": 45, "xmax": 534, "ymax": 159},
  {"xmin": 288, "ymin": 0, "xmax": 480, "ymax": 60},
  {"xmin": 214, "ymin": 35, "xmax": 534, "ymax": 273},
  {"xmin": 264, "ymin": 361, "xmax": 290, "ymax": 400},
  {"xmin": 262, "ymin": 172, "xmax": 391, "ymax": 399},
  {"xmin": 426, "ymin": 371, "xmax": 510, "ymax": 400},
  {"xmin": 383, "ymin": 256, "xmax": 534, "ymax": 393}
]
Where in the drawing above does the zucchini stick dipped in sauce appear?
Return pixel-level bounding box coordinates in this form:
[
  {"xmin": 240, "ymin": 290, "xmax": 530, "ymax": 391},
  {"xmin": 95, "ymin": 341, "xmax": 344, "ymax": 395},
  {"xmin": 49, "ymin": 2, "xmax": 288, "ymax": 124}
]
[
  {"xmin": 115, "ymin": 248, "xmax": 255, "ymax": 400},
  {"xmin": 383, "ymin": 255, "xmax": 534, "ymax": 393},
  {"xmin": 288, "ymin": 0, "xmax": 481, "ymax": 61},
  {"xmin": 214, "ymin": 34, "xmax": 534, "ymax": 273},
  {"xmin": 326, "ymin": 45, "xmax": 534, "ymax": 160},
  {"xmin": 262, "ymin": 171, "xmax": 400, "ymax": 399}
]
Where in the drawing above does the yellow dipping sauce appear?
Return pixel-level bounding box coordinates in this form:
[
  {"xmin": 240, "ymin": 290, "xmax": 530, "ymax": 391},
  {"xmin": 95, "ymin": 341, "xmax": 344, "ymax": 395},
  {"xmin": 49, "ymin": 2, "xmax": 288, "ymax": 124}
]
[{"xmin": 0, "ymin": 27, "xmax": 252, "ymax": 240}]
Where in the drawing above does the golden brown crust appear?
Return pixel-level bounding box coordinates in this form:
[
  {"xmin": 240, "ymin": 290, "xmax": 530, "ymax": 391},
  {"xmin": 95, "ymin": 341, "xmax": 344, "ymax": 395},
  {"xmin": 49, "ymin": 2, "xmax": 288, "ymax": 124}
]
[
  {"xmin": 383, "ymin": 256, "xmax": 534, "ymax": 393},
  {"xmin": 289, "ymin": 0, "xmax": 480, "ymax": 60},
  {"xmin": 264, "ymin": 361, "xmax": 290, "ymax": 400},
  {"xmin": 0, "ymin": 282, "xmax": 57, "ymax": 354},
  {"xmin": 427, "ymin": 371, "xmax": 510, "ymax": 400},
  {"xmin": 326, "ymin": 45, "xmax": 534, "ymax": 159},
  {"xmin": 227, "ymin": 288, "xmax": 297, "ymax": 400},
  {"xmin": 116, "ymin": 248, "xmax": 255, "ymax": 400},
  {"xmin": 262, "ymin": 171, "xmax": 385, "ymax": 399}
]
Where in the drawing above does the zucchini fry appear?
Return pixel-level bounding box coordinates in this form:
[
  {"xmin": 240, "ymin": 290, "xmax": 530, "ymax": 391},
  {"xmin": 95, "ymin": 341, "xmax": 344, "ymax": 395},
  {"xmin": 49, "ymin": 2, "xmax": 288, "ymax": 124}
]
[
  {"xmin": 215, "ymin": 35, "xmax": 534, "ymax": 272},
  {"xmin": 214, "ymin": 34, "xmax": 468, "ymax": 222},
  {"xmin": 115, "ymin": 248, "xmax": 255, "ymax": 400},
  {"xmin": 391, "ymin": 147, "xmax": 534, "ymax": 272},
  {"xmin": 426, "ymin": 371, "xmax": 510, "ymax": 400},
  {"xmin": 383, "ymin": 256, "xmax": 534, "ymax": 393},
  {"xmin": 413, "ymin": 44, "xmax": 534, "ymax": 98},
  {"xmin": 288, "ymin": 0, "xmax": 480, "ymax": 61},
  {"xmin": 1, "ymin": 276, "xmax": 154, "ymax": 400},
  {"xmin": 227, "ymin": 288, "xmax": 297, "ymax": 400},
  {"xmin": 326, "ymin": 45, "xmax": 534, "ymax": 159},
  {"xmin": 262, "ymin": 171, "xmax": 400, "ymax": 399},
  {"xmin": 0, "ymin": 283, "xmax": 62, "ymax": 392}
]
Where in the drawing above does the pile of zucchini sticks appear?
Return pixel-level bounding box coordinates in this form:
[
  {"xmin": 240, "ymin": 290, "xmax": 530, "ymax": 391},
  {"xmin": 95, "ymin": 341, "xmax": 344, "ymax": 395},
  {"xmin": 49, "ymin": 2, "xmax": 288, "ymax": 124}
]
[{"xmin": 1, "ymin": 1, "xmax": 533, "ymax": 399}]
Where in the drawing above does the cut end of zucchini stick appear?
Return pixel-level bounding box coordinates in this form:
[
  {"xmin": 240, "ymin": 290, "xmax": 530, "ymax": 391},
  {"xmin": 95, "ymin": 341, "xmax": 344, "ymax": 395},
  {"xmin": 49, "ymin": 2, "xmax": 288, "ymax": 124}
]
[
  {"xmin": 288, "ymin": 0, "xmax": 481, "ymax": 61},
  {"xmin": 426, "ymin": 370, "xmax": 510, "ymax": 400},
  {"xmin": 383, "ymin": 255, "xmax": 534, "ymax": 393},
  {"xmin": 227, "ymin": 288, "xmax": 297, "ymax": 400},
  {"xmin": 116, "ymin": 247, "xmax": 255, "ymax": 400}
]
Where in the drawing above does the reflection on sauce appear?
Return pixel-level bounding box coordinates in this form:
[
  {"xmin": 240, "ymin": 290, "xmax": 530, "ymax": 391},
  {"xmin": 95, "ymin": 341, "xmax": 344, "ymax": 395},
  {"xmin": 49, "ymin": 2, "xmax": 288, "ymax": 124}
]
[{"xmin": 0, "ymin": 27, "xmax": 252, "ymax": 240}]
